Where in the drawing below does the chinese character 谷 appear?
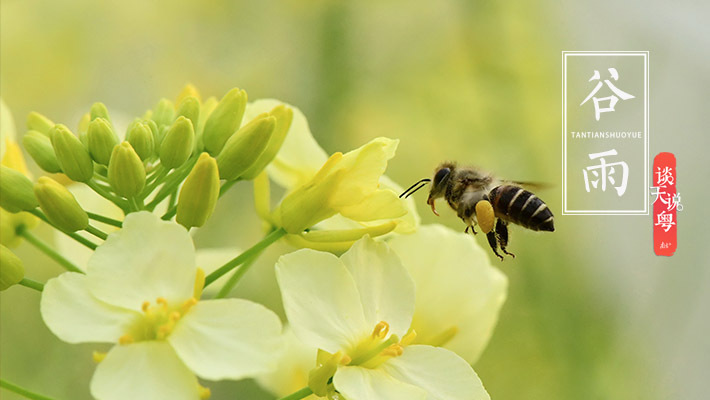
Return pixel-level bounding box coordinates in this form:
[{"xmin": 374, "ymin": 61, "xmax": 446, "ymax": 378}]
[
  {"xmin": 655, "ymin": 210, "xmax": 676, "ymax": 232},
  {"xmin": 583, "ymin": 149, "xmax": 629, "ymax": 196},
  {"xmin": 580, "ymin": 67, "xmax": 635, "ymax": 121}
]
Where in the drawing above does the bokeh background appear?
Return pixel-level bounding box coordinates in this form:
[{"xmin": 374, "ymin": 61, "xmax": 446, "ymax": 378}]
[{"xmin": 2, "ymin": 0, "xmax": 708, "ymax": 399}]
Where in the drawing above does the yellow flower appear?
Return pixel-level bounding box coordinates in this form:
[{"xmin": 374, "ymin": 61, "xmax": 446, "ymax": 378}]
[{"xmin": 249, "ymin": 100, "xmax": 418, "ymax": 252}]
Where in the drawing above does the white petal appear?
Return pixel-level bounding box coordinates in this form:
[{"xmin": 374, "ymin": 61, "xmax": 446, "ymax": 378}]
[
  {"xmin": 340, "ymin": 236, "xmax": 415, "ymax": 338},
  {"xmin": 169, "ymin": 298, "xmax": 283, "ymax": 380},
  {"xmin": 381, "ymin": 345, "xmax": 490, "ymax": 400},
  {"xmin": 255, "ymin": 326, "xmax": 317, "ymax": 398},
  {"xmin": 91, "ymin": 341, "xmax": 198, "ymax": 400},
  {"xmin": 40, "ymin": 272, "xmax": 140, "ymax": 344},
  {"xmin": 334, "ymin": 366, "xmax": 426, "ymax": 400},
  {"xmin": 276, "ymin": 249, "xmax": 368, "ymax": 353},
  {"xmin": 87, "ymin": 212, "xmax": 196, "ymax": 311},
  {"xmin": 245, "ymin": 99, "xmax": 328, "ymax": 189},
  {"xmin": 388, "ymin": 224, "xmax": 508, "ymax": 364}
]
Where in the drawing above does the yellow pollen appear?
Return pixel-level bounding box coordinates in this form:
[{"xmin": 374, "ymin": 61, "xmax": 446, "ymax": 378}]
[
  {"xmin": 170, "ymin": 311, "xmax": 181, "ymax": 321},
  {"xmin": 381, "ymin": 344, "xmax": 403, "ymax": 357},
  {"xmin": 92, "ymin": 351, "xmax": 107, "ymax": 363},
  {"xmin": 340, "ymin": 354, "xmax": 352, "ymax": 365},
  {"xmin": 371, "ymin": 321, "xmax": 390, "ymax": 339},
  {"xmin": 141, "ymin": 301, "xmax": 150, "ymax": 312},
  {"xmin": 156, "ymin": 297, "xmax": 168, "ymax": 307},
  {"xmin": 119, "ymin": 334, "xmax": 134, "ymax": 345}
]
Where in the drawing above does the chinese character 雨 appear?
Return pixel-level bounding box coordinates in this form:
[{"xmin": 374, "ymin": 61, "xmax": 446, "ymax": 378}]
[
  {"xmin": 655, "ymin": 210, "xmax": 676, "ymax": 232},
  {"xmin": 580, "ymin": 68, "xmax": 635, "ymax": 121},
  {"xmin": 583, "ymin": 149, "xmax": 629, "ymax": 196}
]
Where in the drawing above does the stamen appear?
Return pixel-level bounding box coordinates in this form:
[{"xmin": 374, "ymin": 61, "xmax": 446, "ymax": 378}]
[
  {"xmin": 400, "ymin": 329, "xmax": 417, "ymax": 346},
  {"xmin": 170, "ymin": 311, "xmax": 181, "ymax": 321},
  {"xmin": 141, "ymin": 301, "xmax": 150, "ymax": 313},
  {"xmin": 92, "ymin": 351, "xmax": 107, "ymax": 363},
  {"xmin": 119, "ymin": 334, "xmax": 134, "ymax": 345},
  {"xmin": 193, "ymin": 268, "xmax": 206, "ymax": 299},
  {"xmin": 429, "ymin": 326, "xmax": 459, "ymax": 347},
  {"xmin": 156, "ymin": 297, "xmax": 168, "ymax": 308},
  {"xmin": 381, "ymin": 344, "xmax": 403, "ymax": 357},
  {"xmin": 371, "ymin": 321, "xmax": 390, "ymax": 339},
  {"xmin": 198, "ymin": 384, "xmax": 211, "ymax": 400},
  {"xmin": 340, "ymin": 354, "xmax": 352, "ymax": 365}
]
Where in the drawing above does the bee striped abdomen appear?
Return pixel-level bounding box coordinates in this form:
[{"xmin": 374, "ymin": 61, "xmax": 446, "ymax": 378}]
[{"xmin": 489, "ymin": 185, "xmax": 554, "ymax": 232}]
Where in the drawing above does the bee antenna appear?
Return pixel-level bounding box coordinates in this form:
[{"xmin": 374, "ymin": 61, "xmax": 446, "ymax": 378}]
[{"xmin": 399, "ymin": 178, "xmax": 431, "ymax": 198}]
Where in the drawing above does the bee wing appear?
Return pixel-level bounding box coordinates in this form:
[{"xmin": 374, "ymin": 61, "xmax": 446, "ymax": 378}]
[{"xmin": 502, "ymin": 180, "xmax": 554, "ymax": 191}]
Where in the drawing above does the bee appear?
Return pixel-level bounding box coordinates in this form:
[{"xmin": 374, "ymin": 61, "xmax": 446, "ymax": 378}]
[{"xmin": 400, "ymin": 162, "xmax": 554, "ymax": 260}]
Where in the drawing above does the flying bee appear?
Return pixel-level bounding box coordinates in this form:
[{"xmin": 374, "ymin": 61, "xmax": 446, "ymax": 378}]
[{"xmin": 400, "ymin": 162, "xmax": 554, "ymax": 261}]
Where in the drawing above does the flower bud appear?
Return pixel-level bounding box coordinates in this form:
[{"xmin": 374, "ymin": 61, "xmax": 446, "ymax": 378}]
[
  {"xmin": 202, "ymin": 88, "xmax": 247, "ymax": 155},
  {"xmin": 216, "ymin": 115, "xmax": 275, "ymax": 180},
  {"xmin": 176, "ymin": 96, "xmax": 200, "ymax": 130},
  {"xmin": 77, "ymin": 113, "xmax": 91, "ymax": 147},
  {"xmin": 34, "ymin": 176, "xmax": 88, "ymax": 232},
  {"xmin": 160, "ymin": 116, "xmax": 194, "ymax": 169},
  {"xmin": 108, "ymin": 142, "xmax": 146, "ymax": 198},
  {"xmin": 176, "ymin": 83, "xmax": 202, "ymax": 105},
  {"xmin": 176, "ymin": 153, "xmax": 220, "ymax": 229},
  {"xmin": 0, "ymin": 208, "xmax": 38, "ymax": 248},
  {"xmin": 0, "ymin": 166, "xmax": 38, "ymax": 213},
  {"xmin": 49, "ymin": 124, "xmax": 94, "ymax": 182},
  {"xmin": 152, "ymin": 98, "xmax": 175, "ymax": 128},
  {"xmin": 26, "ymin": 111, "xmax": 54, "ymax": 135},
  {"xmin": 126, "ymin": 121, "xmax": 155, "ymax": 161},
  {"xmin": 0, "ymin": 244, "xmax": 24, "ymax": 291},
  {"xmin": 240, "ymin": 105, "xmax": 294, "ymax": 179},
  {"xmin": 90, "ymin": 102, "xmax": 112, "ymax": 123},
  {"xmin": 22, "ymin": 131, "xmax": 62, "ymax": 173},
  {"xmin": 87, "ymin": 117, "xmax": 119, "ymax": 165}
]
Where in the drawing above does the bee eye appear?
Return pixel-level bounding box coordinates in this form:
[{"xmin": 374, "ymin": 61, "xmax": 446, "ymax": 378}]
[{"xmin": 434, "ymin": 168, "xmax": 450, "ymax": 185}]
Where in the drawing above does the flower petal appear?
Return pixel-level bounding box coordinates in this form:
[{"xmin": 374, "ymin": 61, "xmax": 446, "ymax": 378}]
[
  {"xmin": 194, "ymin": 246, "xmax": 241, "ymax": 295},
  {"xmin": 91, "ymin": 341, "xmax": 199, "ymax": 400},
  {"xmin": 340, "ymin": 236, "xmax": 415, "ymax": 338},
  {"xmin": 245, "ymin": 99, "xmax": 328, "ymax": 189},
  {"xmin": 255, "ymin": 326, "xmax": 317, "ymax": 398},
  {"xmin": 339, "ymin": 188, "xmax": 408, "ymax": 222},
  {"xmin": 381, "ymin": 345, "xmax": 490, "ymax": 400},
  {"xmin": 388, "ymin": 224, "xmax": 507, "ymax": 364},
  {"xmin": 334, "ymin": 366, "xmax": 426, "ymax": 400},
  {"xmin": 40, "ymin": 272, "xmax": 139, "ymax": 344},
  {"xmin": 87, "ymin": 212, "xmax": 196, "ymax": 311},
  {"xmin": 169, "ymin": 298, "xmax": 283, "ymax": 380},
  {"xmin": 276, "ymin": 249, "xmax": 368, "ymax": 353}
]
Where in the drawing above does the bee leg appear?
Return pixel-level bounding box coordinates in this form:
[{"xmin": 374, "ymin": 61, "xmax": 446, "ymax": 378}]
[
  {"xmin": 464, "ymin": 224, "xmax": 477, "ymax": 235},
  {"xmin": 486, "ymin": 231, "xmax": 504, "ymax": 261},
  {"xmin": 495, "ymin": 219, "xmax": 515, "ymax": 258}
]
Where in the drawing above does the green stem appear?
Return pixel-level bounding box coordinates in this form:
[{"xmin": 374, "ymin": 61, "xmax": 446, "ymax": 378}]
[
  {"xmin": 85, "ymin": 225, "xmax": 108, "ymax": 240},
  {"xmin": 214, "ymin": 251, "xmax": 262, "ymax": 299},
  {"xmin": 277, "ymin": 386, "xmax": 313, "ymax": 400},
  {"xmin": 129, "ymin": 197, "xmax": 142, "ymax": 212},
  {"xmin": 18, "ymin": 278, "xmax": 45, "ymax": 292},
  {"xmin": 146, "ymin": 157, "xmax": 197, "ymax": 211},
  {"xmin": 219, "ymin": 179, "xmax": 239, "ymax": 198},
  {"xmin": 0, "ymin": 379, "xmax": 57, "ymax": 400},
  {"xmin": 28, "ymin": 209, "xmax": 98, "ymax": 250},
  {"xmin": 87, "ymin": 212, "xmax": 122, "ymax": 228},
  {"xmin": 86, "ymin": 181, "xmax": 130, "ymax": 212},
  {"xmin": 139, "ymin": 165, "xmax": 169, "ymax": 199},
  {"xmin": 18, "ymin": 228, "xmax": 84, "ymax": 274},
  {"xmin": 161, "ymin": 205, "xmax": 177, "ymax": 221},
  {"xmin": 204, "ymin": 228, "xmax": 287, "ymax": 287},
  {"xmin": 167, "ymin": 188, "xmax": 178, "ymax": 210}
]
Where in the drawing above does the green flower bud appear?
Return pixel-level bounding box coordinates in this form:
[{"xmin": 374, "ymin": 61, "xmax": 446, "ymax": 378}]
[
  {"xmin": 126, "ymin": 121, "xmax": 155, "ymax": 161},
  {"xmin": 108, "ymin": 142, "xmax": 146, "ymax": 198},
  {"xmin": 87, "ymin": 118, "xmax": 119, "ymax": 165},
  {"xmin": 202, "ymin": 88, "xmax": 247, "ymax": 155},
  {"xmin": 240, "ymin": 105, "xmax": 294, "ymax": 179},
  {"xmin": 77, "ymin": 113, "xmax": 91, "ymax": 147},
  {"xmin": 160, "ymin": 116, "xmax": 194, "ymax": 169},
  {"xmin": 26, "ymin": 111, "xmax": 54, "ymax": 135},
  {"xmin": 0, "ymin": 166, "xmax": 38, "ymax": 213},
  {"xmin": 34, "ymin": 176, "xmax": 88, "ymax": 232},
  {"xmin": 22, "ymin": 131, "xmax": 62, "ymax": 173},
  {"xmin": 152, "ymin": 98, "xmax": 175, "ymax": 128},
  {"xmin": 216, "ymin": 115, "xmax": 275, "ymax": 180},
  {"xmin": 176, "ymin": 96, "xmax": 200, "ymax": 130},
  {"xmin": 49, "ymin": 124, "xmax": 94, "ymax": 182},
  {"xmin": 176, "ymin": 152, "xmax": 220, "ymax": 229},
  {"xmin": 0, "ymin": 245, "xmax": 24, "ymax": 291},
  {"xmin": 90, "ymin": 102, "xmax": 111, "ymax": 123}
]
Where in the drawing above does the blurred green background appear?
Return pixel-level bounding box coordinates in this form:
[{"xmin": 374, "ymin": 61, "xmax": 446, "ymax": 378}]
[{"xmin": 2, "ymin": 0, "xmax": 708, "ymax": 399}]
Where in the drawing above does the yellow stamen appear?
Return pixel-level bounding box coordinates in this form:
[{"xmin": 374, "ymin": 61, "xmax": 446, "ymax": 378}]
[
  {"xmin": 381, "ymin": 344, "xmax": 403, "ymax": 357},
  {"xmin": 371, "ymin": 321, "xmax": 390, "ymax": 339},
  {"xmin": 428, "ymin": 326, "xmax": 459, "ymax": 347},
  {"xmin": 156, "ymin": 297, "xmax": 168, "ymax": 307},
  {"xmin": 170, "ymin": 311, "xmax": 181, "ymax": 321},
  {"xmin": 92, "ymin": 351, "xmax": 107, "ymax": 363},
  {"xmin": 141, "ymin": 301, "xmax": 150, "ymax": 313},
  {"xmin": 197, "ymin": 384, "xmax": 211, "ymax": 400},
  {"xmin": 400, "ymin": 329, "xmax": 417, "ymax": 346},
  {"xmin": 340, "ymin": 354, "xmax": 352, "ymax": 365},
  {"xmin": 119, "ymin": 334, "xmax": 134, "ymax": 345},
  {"xmin": 193, "ymin": 268, "xmax": 205, "ymax": 299}
]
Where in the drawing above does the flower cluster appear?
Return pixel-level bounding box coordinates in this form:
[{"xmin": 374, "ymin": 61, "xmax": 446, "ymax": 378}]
[{"xmin": 0, "ymin": 87, "xmax": 506, "ymax": 400}]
